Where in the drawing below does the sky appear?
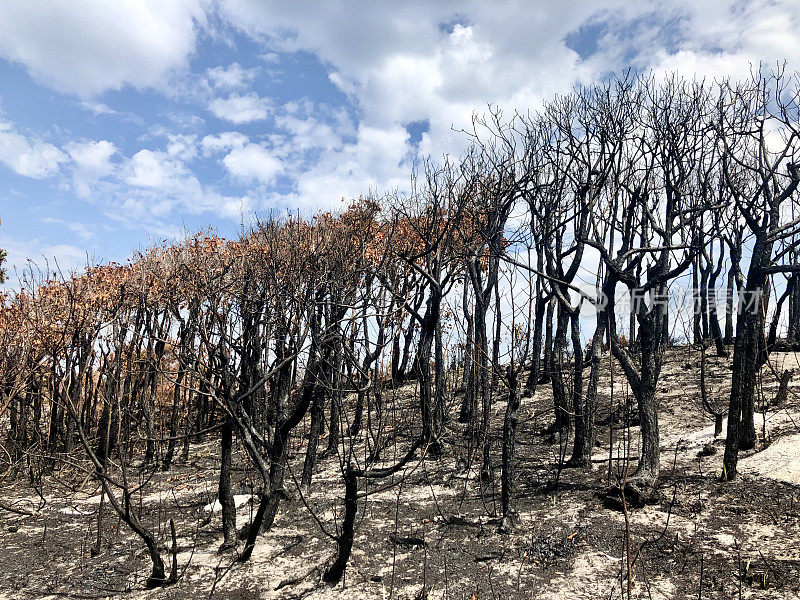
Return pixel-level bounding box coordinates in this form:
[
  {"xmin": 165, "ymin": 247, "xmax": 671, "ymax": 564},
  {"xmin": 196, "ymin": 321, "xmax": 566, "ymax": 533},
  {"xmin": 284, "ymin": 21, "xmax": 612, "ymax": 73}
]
[{"xmin": 0, "ymin": 0, "xmax": 799, "ymax": 284}]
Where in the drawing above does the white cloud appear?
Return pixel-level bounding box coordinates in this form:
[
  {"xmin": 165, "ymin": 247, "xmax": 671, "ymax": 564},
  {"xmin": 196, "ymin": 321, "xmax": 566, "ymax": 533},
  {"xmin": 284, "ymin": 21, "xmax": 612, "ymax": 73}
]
[
  {"xmin": 208, "ymin": 92, "xmax": 272, "ymax": 123},
  {"xmin": 64, "ymin": 139, "xmax": 117, "ymax": 197},
  {"xmin": 125, "ymin": 149, "xmax": 192, "ymax": 189},
  {"xmin": 274, "ymin": 104, "xmax": 349, "ymax": 153},
  {"xmin": 65, "ymin": 140, "xmax": 117, "ymax": 177},
  {"xmin": 110, "ymin": 147, "xmax": 255, "ymax": 223},
  {"xmin": 166, "ymin": 133, "xmax": 198, "ymax": 161},
  {"xmin": 0, "ymin": 121, "xmax": 67, "ymax": 178},
  {"xmin": 200, "ymin": 131, "xmax": 249, "ymax": 156},
  {"xmin": 77, "ymin": 101, "xmax": 117, "ymax": 115},
  {"xmin": 217, "ymin": 1, "xmax": 630, "ymax": 203},
  {"xmin": 267, "ymin": 123, "xmax": 410, "ymax": 213},
  {"xmin": 1, "ymin": 0, "xmax": 798, "ymax": 265},
  {"xmin": 41, "ymin": 217, "xmax": 94, "ymax": 241},
  {"xmin": 222, "ymin": 143, "xmax": 282, "ymax": 184},
  {"xmin": 206, "ymin": 62, "xmax": 258, "ymax": 89},
  {"xmin": 642, "ymin": 1, "xmax": 800, "ymax": 81},
  {"xmin": 0, "ymin": 1, "xmax": 208, "ymax": 97},
  {"xmin": 219, "ymin": 0, "xmax": 800, "ymax": 207},
  {"xmin": 67, "ymin": 223, "xmax": 93, "ymax": 240}
]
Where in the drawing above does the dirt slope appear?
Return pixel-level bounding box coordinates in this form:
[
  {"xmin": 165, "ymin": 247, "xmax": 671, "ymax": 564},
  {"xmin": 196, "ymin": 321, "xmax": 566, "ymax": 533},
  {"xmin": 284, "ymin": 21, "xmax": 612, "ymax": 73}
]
[{"xmin": 2, "ymin": 347, "xmax": 800, "ymax": 599}]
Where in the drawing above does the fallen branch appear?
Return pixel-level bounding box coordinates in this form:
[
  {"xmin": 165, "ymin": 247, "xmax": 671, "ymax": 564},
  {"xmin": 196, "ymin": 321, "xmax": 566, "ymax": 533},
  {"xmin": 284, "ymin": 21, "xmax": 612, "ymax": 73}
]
[
  {"xmin": 276, "ymin": 563, "xmax": 323, "ymax": 590},
  {"xmin": 0, "ymin": 500, "xmax": 35, "ymax": 516}
]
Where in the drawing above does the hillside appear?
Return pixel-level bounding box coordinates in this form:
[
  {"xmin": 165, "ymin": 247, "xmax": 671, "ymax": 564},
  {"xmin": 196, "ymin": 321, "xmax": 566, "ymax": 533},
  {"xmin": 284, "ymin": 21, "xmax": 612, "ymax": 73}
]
[{"xmin": 2, "ymin": 346, "xmax": 800, "ymax": 600}]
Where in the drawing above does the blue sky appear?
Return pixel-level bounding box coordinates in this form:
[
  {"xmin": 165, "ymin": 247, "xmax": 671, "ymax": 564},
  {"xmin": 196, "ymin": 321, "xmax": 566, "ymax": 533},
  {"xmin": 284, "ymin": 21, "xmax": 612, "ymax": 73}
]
[{"xmin": 0, "ymin": 0, "xmax": 798, "ymax": 283}]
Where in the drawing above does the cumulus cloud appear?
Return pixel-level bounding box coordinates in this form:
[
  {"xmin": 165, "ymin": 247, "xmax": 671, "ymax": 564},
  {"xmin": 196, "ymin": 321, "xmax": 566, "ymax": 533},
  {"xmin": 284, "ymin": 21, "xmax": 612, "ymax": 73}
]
[
  {"xmin": 641, "ymin": 1, "xmax": 800, "ymax": 80},
  {"xmin": 200, "ymin": 131, "xmax": 249, "ymax": 156},
  {"xmin": 125, "ymin": 149, "xmax": 193, "ymax": 189},
  {"xmin": 219, "ymin": 0, "xmax": 800, "ymax": 200},
  {"xmin": 107, "ymin": 146, "xmax": 256, "ymax": 224},
  {"xmin": 64, "ymin": 139, "xmax": 117, "ymax": 197},
  {"xmin": 0, "ymin": 121, "xmax": 67, "ymax": 178},
  {"xmin": 274, "ymin": 101, "xmax": 351, "ymax": 153},
  {"xmin": 65, "ymin": 140, "xmax": 116, "ymax": 176},
  {"xmin": 208, "ymin": 93, "xmax": 272, "ymax": 123},
  {"xmin": 0, "ymin": 0, "xmax": 208, "ymax": 97},
  {"xmin": 165, "ymin": 134, "xmax": 198, "ymax": 162},
  {"xmin": 216, "ymin": 1, "xmax": 633, "ymax": 200},
  {"xmin": 206, "ymin": 62, "xmax": 258, "ymax": 90},
  {"xmin": 222, "ymin": 144, "xmax": 283, "ymax": 184},
  {"xmin": 1, "ymin": 0, "xmax": 798, "ymax": 261},
  {"xmin": 266, "ymin": 123, "xmax": 410, "ymax": 213}
]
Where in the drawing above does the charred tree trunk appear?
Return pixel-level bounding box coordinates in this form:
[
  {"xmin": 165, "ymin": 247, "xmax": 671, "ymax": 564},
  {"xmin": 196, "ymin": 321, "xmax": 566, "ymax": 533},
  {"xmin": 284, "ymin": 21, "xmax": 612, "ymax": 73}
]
[
  {"xmin": 789, "ymin": 272, "xmax": 800, "ymax": 344},
  {"xmin": 239, "ymin": 327, "xmax": 325, "ymax": 562},
  {"xmin": 416, "ymin": 289, "xmax": 443, "ymax": 454},
  {"xmin": 219, "ymin": 418, "xmax": 236, "ymax": 550},
  {"xmin": 434, "ymin": 307, "xmax": 446, "ymax": 436},
  {"xmin": 566, "ymin": 310, "xmax": 588, "ymax": 467},
  {"xmin": 706, "ymin": 240, "xmax": 728, "ymax": 357},
  {"xmin": 724, "ymin": 265, "xmax": 736, "ymax": 345},
  {"xmin": 550, "ymin": 303, "xmax": 570, "ymax": 435},
  {"xmin": 491, "ymin": 278, "xmax": 502, "ymax": 389},
  {"xmin": 524, "ymin": 276, "xmax": 547, "ymax": 396},
  {"xmin": 325, "ymin": 357, "xmax": 343, "ymax": 456},
  {"xmin": 301, "ymin": 367, "xmax": 327, "ymax": 489},
  {"xmin": 322, "ymin": 466, "xmax": 358, "ymax": 584},
  {"xmin": 397, "ymin": 316, "xmax": 416, "ymax": 381},
  {"xmin": 633, "ymin": 307, "xmax": 663, "ymax": 495},
  {"xmin": 767, "ymin": 276, "xmax": 794, "ymax": 352},
  {"xmin": 541, "ymin": 300, "xmax": 554, "ymax": 384},
  {"xmin": 693, "ymin": 257, "xmax": 703, "ymax": 345},
  {"xmin": 459, "ymin": 279, "xmax": 475, "ymax": 422},
  {"xmin": 700, "ymin": 259, "xmax": 710, "ymax": 341},
  {"xmin": 607, "ymin": 275, "xmax": 670, "ymax": 503},
  {"xmin": 499, "ymin": 364, "xmax": 520, "ymax": 532},
  {"xmin": 569, "ymin": 287, "xmax": 609, "ymax": 469}
]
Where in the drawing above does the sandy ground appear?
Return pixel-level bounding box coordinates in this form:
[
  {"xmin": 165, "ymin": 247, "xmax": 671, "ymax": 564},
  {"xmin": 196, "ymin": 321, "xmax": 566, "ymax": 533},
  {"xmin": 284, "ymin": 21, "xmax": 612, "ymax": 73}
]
[{"xmin": 2, "ymin": 347, "xmax": 800, "ymax": 599}]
